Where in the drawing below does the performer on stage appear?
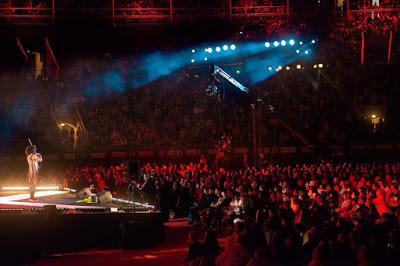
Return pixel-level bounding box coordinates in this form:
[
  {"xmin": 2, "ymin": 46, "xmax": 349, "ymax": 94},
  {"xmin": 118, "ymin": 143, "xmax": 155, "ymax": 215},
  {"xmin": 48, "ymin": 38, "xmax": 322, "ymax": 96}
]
[{"xmin": 25, "ymin": 142, "xmax": 42, "ymax": 200}]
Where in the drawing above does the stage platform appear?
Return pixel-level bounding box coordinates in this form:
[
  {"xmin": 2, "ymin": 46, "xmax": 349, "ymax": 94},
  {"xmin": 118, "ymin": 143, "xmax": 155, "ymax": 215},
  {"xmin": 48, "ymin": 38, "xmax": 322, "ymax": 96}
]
[
  {"xmin": 0, "ymin": 188, "xmax": 154, "ymax": 210},
  {"xmin": 0, "ymin": 189, "xmax": 165, "ymax": 264}
]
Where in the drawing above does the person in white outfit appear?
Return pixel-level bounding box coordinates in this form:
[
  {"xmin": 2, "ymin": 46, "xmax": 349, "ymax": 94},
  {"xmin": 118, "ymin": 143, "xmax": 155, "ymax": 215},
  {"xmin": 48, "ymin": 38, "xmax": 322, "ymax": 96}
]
[{"xmin": 25, "ymin": 144, "xmax": 42, "ymax": 200}]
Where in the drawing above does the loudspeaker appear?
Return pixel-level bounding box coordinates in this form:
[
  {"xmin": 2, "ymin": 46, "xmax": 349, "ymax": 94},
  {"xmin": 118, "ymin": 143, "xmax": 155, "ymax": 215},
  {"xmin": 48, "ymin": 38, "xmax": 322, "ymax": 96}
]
[
  {"xmin": 43, "ymin": 205, "xmax": 57, "ymax": 217},
  {"xmin": 128, "ymin": 160, "xmax": 140, "ymax": 178},
  {"xmin": 78, "ymin": 188, "xmax": 91, "ymax": 199},
  {"xmin": 98, "ymin": 191, "xmax": 113, "ymax": 204}
]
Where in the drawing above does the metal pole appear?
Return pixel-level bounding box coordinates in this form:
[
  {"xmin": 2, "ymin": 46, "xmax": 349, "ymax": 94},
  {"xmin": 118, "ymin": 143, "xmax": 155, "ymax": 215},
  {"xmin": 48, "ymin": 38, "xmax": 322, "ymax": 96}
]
[
  {"xmin": 286, "ymin": 0, "xmax": 290, "ymax": 17},
  {"xmin": 252, "ymin": 103, "xmax": 258, "ymax": 165},
  {"xmin": 52, "ymin": 0, "xmax": 55, "ymax": 23},
  {"xmin": 112, "ymin": 0, "xmax": 115, "ymax": 25},
  {"xmin": 227, "ymin": 0, "xmax": 232, "ymax": 19},
  {"xmin": 170, "ymin": 0, "xmax": 173, "ymax": 23}
]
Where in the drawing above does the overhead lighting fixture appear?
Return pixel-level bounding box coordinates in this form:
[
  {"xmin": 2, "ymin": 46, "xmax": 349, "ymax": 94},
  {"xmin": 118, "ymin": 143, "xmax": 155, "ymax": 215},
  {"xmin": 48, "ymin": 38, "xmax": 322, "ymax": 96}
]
[
  {"xmin": 216, "ymin": 47, "xmax": 221, "ymax": 52},
  {"xmin": 289, "ymin": 39, "xmax": 295, "ymax": 46},
  {"xmin": 230, "ymin": 44, "xmax": 236, "ymax": 50},
  {"xmin": 281, "ymin": 40, "xmax": 286, "ymax": 46},
  {"xmin": 296, "ymin": 64, "xmax": 302, "ymax": 69},
  {"xmin": 265, "ymin": 42, "xmax": 270, "ymax": 48},
  {"xmin": 273, "ymin": 41, "xmax": 279, "ymax": 47},
  {"xmin": 223, "ymin": 45, "xmax": 228, "ymax": 51}
]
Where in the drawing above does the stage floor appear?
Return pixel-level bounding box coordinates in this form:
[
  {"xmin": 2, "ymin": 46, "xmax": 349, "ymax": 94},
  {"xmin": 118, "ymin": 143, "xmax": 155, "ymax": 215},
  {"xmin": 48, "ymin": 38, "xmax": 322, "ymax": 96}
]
[{"xmin": 0, "ymin": 190, "xmax": 152, "ymax": 211}]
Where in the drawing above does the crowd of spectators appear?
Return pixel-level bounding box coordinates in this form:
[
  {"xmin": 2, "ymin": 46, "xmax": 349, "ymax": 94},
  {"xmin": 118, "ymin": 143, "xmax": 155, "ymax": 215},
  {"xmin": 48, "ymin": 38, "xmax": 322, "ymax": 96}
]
[
  {"xmin": 133, "ymin": 160, "xmax": 400, "ymax": 266},
  {"xmin": 36, "ymin": 159, "xmax": 400, "ymax": 266}
]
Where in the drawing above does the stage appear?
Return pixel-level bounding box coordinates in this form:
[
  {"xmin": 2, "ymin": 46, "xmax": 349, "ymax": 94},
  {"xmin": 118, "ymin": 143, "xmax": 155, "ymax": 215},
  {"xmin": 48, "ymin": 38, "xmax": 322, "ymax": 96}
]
[{"xmin": 0, "ymin": 188, "xmax": 165, "ymax": 264}]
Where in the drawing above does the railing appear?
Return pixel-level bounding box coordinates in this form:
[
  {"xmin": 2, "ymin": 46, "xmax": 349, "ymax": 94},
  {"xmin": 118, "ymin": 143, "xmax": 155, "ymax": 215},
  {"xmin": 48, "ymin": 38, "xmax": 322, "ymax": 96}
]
[
  {"xmin": 341, "ymin": 5, "xmax": 400, "ymax": 20},
  {"xmin": 348, "ymin": 7, "xmax": 400, "ymax": 15},
  {"xmin": 0, "ymin": 0, "xmax": 289, "ymax": 25},
  {"xmin": 0, "ymin": 6, "xmax": 54, "ymax": 24},
  {"xmin": 232, "ymin": 5, "xmax": 287, "ymax": 17},
  {"xmin": 113, "ymin": 7, "xmax": 171, "ymax": 23}
]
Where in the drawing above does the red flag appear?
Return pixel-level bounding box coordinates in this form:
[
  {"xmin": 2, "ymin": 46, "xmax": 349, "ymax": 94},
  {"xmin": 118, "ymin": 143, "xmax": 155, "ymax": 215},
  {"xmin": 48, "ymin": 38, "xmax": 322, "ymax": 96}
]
[
  {"xmin": 388, "ymin": 31, "xmax": 393, "ymax": 64},
  {"xmin": 361, "ymin": 31, "xmax": 365, "ymax": 65},
  {"xmin": 45, "ymin": 37, "xmax": 60, "ymax": 80},
  {"xmin": 16, "ymin": 38, "xmax": 28, "ymax": 63}
]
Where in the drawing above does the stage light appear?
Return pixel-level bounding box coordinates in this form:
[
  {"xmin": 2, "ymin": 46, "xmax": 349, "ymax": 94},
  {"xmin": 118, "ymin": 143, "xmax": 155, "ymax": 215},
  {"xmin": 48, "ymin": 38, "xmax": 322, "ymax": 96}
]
[
  {"xmin": 299, "ymin": 41, "xmax": 303, "ymax": 45},
  {"xmin": 192, "ymin": 49, "xmax": 195, "ymax": 53},
  {"xmin": 216, "ymin": 47, "xmax": 221, "ymax": 52},
  {"xmin": 204, "ymin": 57, "xmax": 208, "ymax": 61},
  {"xmin": 305, "ymin": 50, "xmax": 309, "ymax": 55},
  {"xmin": 285, "ymin": 66, "xmax": 290, "ymax": 70},
  {"xmin": 296, "ymin": 64, "xmax": 302, "ymax": 69},
  {"xmin": 296, "ymin": 49, "xmax": 300, "ymax": 54},
  {"xmin": 277, "ymin": 66, "xmax": 282, "ymax": 70},
  {"xmin": 230, "ymin": 44, "xmax": 236, "ymax": 50},
  {"xmin": 311, "ymin": 39, "xmax": 316, "ymax": 44},
  {"xmin": 236, "ymin": 70, "xmax": 240, "ymax": 74},
  {"xmin": 289, "ymin": 39, "xmax": 295, "ymax": 46},
  {"xmin": 204, "ymin": 48, "xmax": 208, "ymax": 52},
  {"xmin": 318, "ymin": 63, "xmax": 323, "ymax": 68},
  {"xmin": 191, "ymin": 59, "xmax": 195, "ymax": 63},
  {"xmin": 313, "ymin": 64, "xmax": 318, "ymax": 69},
  {"xmin": 268, "ymin": 66, "xmax": 273, "ymax": 71},
  {"xmin": 223, "ymin": 44, "xmax": 228, "ymax": 51},
  {"xmin": 281, "ymin": 40, "xmax": 286, "ymax": 46},
  {"xmin": 265, "ymin": 42, "xmax": 270, "ymax": 48},
  {"xmin": 273, "ymin": 41, "xmax": 279, "ymax": 47},
  {"xmin": 371, "ymin": 114, "xmax": 377, "ymax": 119},
  {"xmin": 207, "ymin": 47, "xmax": 213, "ymax": 53},
  {"xmin": 1, "ymin": 185, "xmax": 61, "ymax": 191}
]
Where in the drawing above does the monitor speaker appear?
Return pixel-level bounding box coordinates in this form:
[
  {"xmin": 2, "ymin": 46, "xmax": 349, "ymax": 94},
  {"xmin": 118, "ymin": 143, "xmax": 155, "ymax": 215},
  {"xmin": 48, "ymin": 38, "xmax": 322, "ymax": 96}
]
[
  {"xmin": 98, "ymin": 191, "xmax": 113, "ymax": 204},
  {"xmin": 77, "ymin": 188, "xmax": 91, "ymax": 199}
]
